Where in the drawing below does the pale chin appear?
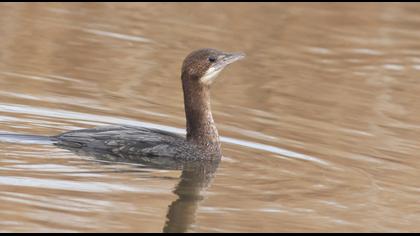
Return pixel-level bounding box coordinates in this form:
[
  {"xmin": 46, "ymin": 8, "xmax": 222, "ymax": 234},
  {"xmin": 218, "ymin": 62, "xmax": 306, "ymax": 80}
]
[{"xmin": 200, "ymin": 67, "xmax": 223, "ymax": 85}]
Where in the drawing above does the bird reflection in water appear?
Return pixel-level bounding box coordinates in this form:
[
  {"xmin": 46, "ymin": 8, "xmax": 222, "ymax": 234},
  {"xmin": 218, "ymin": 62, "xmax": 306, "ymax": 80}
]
[{"xmin": 57, "ymin": 144, "xmax": 221, "ymax": 233}]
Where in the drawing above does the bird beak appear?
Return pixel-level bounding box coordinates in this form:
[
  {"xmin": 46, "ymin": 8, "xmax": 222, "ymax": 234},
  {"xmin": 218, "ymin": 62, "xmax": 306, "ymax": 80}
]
[
  {"xmin": 201, "ymin": 51, "xmax": 246, "ymax": 85},
  {"xmin": 216, "ymin": 52, "xmax": 246, "ymax": 70}
]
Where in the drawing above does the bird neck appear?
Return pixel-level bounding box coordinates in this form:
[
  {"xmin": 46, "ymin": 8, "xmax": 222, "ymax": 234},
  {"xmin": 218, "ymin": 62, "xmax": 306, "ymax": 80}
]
[{"xmin": 182, "ymin": 77, "xmax": 221, "ymax": 154}]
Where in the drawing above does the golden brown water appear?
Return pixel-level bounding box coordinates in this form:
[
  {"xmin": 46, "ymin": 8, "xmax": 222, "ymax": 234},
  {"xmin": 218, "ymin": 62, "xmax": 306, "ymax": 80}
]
[{"xmin": 1, "ymin": 2, "xmax": 420, "ymax": 232}]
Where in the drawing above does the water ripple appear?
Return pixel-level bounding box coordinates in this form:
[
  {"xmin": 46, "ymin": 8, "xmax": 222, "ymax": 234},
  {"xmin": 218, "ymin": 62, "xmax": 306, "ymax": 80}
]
[
  {"xmin": 0, "ymin": 103, "xmax": 327, "ymax": 166},
  {"xmin": 82, "ymin": 28, "xmax": 153, "ymax": 43},
  {"xmin": 0, "ymin": 176, "xmax": 139, "ymax": 192}
]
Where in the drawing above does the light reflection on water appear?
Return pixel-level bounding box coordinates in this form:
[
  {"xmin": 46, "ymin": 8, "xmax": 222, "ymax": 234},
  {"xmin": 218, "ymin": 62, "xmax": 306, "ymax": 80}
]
[
  {"xmin": 1, "ymin": 2, "xmax": 420, "ymax": 233},
  {"xmin": 0, "ymin": 102, "xmax": 328, "ymax": 165}
]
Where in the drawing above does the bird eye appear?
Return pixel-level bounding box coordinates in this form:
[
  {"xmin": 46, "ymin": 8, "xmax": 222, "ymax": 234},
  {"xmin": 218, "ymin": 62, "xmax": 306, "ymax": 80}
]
[{"xmin": 208, "ymin": 56, "xmax": 216, "ymax": 63}]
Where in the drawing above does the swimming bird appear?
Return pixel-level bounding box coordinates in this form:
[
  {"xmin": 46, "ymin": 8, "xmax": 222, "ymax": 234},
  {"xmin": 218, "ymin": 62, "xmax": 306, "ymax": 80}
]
[{"xmin": 52, "ymin": 48, "xmax": 245, "ymax": 162}]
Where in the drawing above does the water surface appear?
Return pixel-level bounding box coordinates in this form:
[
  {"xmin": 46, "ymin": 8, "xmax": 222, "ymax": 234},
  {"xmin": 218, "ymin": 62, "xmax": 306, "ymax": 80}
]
[{"xmin": 1, "ymin": 3, "xmax": 420, "ymax": 232}]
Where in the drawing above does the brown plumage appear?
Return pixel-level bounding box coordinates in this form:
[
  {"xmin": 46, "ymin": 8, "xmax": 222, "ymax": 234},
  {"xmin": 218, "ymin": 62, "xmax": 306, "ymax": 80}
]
[{"xmin": 53, "ymin": 48, "xmax": 245, "ymax": 163}]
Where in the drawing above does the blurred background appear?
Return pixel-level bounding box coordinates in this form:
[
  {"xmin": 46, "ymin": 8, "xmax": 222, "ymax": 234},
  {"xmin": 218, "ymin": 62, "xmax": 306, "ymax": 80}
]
[{"xmin": 1, "ymin": 2, "xmax": 420, "ymax": 232}]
